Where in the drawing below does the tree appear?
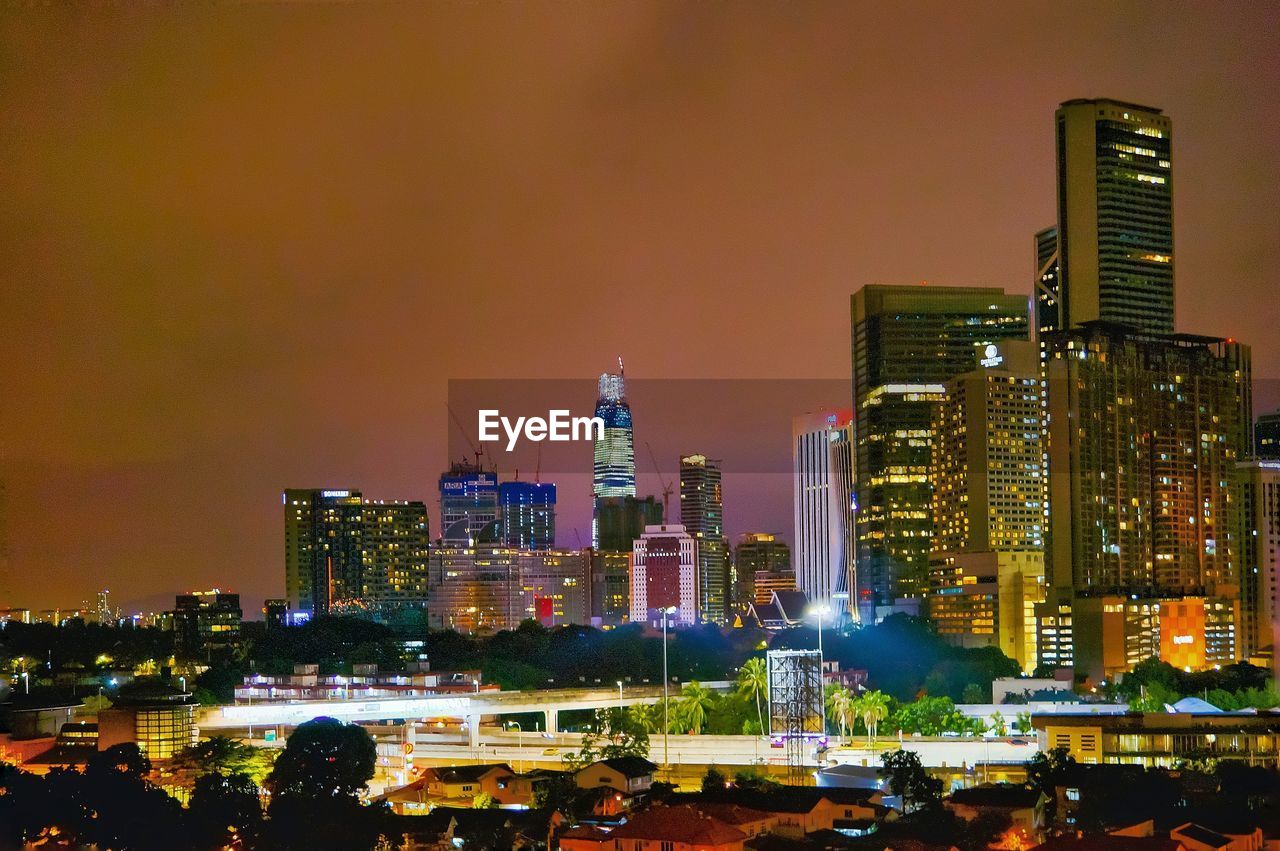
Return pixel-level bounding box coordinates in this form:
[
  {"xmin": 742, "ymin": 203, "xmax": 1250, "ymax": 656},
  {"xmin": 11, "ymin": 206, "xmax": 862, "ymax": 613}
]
[
  {"xmin": 1013, "ymin": 711, "xmax": 1032, "ymax": 734},
  {"xmin": 891, "ymin": 696, "xmax": 967, "ymax": 736},
  {"xmin": 675, "ymin": 681, "xmax": 715, "ymax": 734},
  {"xmin": 266, "ymin": 716, "xmax": 376, "ymax": 801},
  {"xmin": 737, "ymin": 657, "xmax": 768, "ymax": 737},
  {"xmin": 702, "ymin": 766, "xmax": 727, "ymax": 792},
  {"xmin": 826, "ymin": 684, "xmax": 856, "ymax": 741},
  {"xmin": 962, "ymin": 683, "xmax": 987, "ymax": 703},
  {"xmin": 858, "ymin": 690, "xmax": 891, "ymax": 746},
  {"xmin": 472, "ymin": 791, "xmax": 499, "ymax": 809},
  {"xmin": 189, "ymin": 771, "xmax": 263, "ymax": 849},
  {"xmin": 564, "ymin": 708, "xmax": 649, "ymax": 769},
  {"xmin": 171, "ymin": 735, "xmax": 277, "ymax": 785},
  {"xmin": 988, "ymin": 711, "xmax": 1008, "ymax": 736},
  {"xmin": 880, "ymin": 749, "xmax": 942, "ymax": 811}
]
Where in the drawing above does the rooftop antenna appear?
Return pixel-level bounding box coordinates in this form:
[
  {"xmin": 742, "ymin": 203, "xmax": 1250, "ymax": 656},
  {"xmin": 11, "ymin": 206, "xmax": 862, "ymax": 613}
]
[{"xmin": 618, "ymin": 355, "xmax": 624, "ymax": 376}]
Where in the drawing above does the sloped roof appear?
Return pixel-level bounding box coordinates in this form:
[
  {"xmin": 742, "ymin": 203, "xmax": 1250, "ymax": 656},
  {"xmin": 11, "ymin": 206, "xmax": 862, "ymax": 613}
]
[
  {"xmin": 1170, "ymin": 823, "xmax": 1232, "ymax": 849},
  {"xmin": 432, "ymin": 762, "xmax": 513, "ymax": 783},
  {"xmin": 772, "ymin": 590, "xmax": 810, "ymax": 622},
  {"xmin": 611, "ymin": 805, "xmax": 748, "ymax": 845},
  {"xmin": 595, "ymin": 756, "xmax": 657, "ymax": 778},
  {"xmin": 948, "ymin": 784, "xmax": 1039, "ymax": 809},
  {"xmin": 688, "ymin": 801, "xmax": 775, "ymax": 825}
]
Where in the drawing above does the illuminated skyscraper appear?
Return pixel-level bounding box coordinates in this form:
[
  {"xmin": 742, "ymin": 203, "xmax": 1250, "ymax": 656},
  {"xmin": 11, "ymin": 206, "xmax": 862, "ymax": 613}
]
[
  {"xmin": 283, "ymin": 488, "xmax": 362, "ymax": 615},
  {"xmin": 592, "ymin": 364, "xmax": 636, "ymax": 500},
  {"xmin": 498, "ymin": 481, "xmax": 556, "ymax": 550},
  {"xmin": 1043, "ymin": 323, "xmax": 1251, "ymax": 680},
  {"xmin": 791, "ymin": 410, "xmax": 855, "ymax": 620},
  {"xmin": 928, "ymin": 340, "xmax": 1045, "ymax": 671},
  {"xmin": 1239, "ymin": 461, "xmax": 1280, "ymax": 662},
  {"xmin": 427, "ymin": 545, "xmax": 588, "ymax": 632},
  {"xmin": 680, "ymin": 454, "xmax": 727, "ymax": 624},
  {"xmin": 733, "ymin": 533, "xmax": 793, "ymax": 608},
  {"xmin": 439, "ymin": 463, "xmax": 499, "ymax": 546},
  {"xmin": 850, "ymin": 285, "xmax": 1031, "ymax": 620},
  {"xmin": 1055, "ymin": 99, "xmax": 1174, "ymax": 334}
]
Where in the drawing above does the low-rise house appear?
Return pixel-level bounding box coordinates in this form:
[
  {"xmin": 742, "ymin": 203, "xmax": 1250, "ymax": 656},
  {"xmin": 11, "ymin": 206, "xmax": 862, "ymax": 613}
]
[
  {"xmin": 673, "ymin": 787, "xmax": 893, "ymax": 839},
  {"xmin": 610, "ymin": 805, "xmax": 749, "ymax": 851},
  {"xmin": 389, "ymin": 763, "xmax": 518, "ymax": 809},
  {"xmin": 575, "ymin": 757, "xmax": 657, "ymax": 797},
  {"xmin": 945, "ymin": 784, "xmax": 1040, "ymax": 834},
  {"xmin": 1170, "ymin": 823, "xmax": 1264, "ymax": 851}
]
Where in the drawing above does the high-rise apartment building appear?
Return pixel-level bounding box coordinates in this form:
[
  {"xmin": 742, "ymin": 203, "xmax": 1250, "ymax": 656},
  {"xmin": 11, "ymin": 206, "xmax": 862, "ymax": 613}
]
[
  {"xmin": 589, "ymin": 550, "xmax": 632, "ymax": 626},
  {"xmin": 283, "ymin": 489, "xmax": 429, "ymax": 619},
  {"xmin": 850, "ymin": 285, "xmax": 1031, "ymax": 620},
  {"xmin": 680, "ymin": 454, "xmax": 727, "ymax": 624},
  {"xmin": 283, "ymin": 488, "xmax": 363, "ymax": 616},
  {"xmin": 630, "ymin": 523, "xmax": 698, "ymax": 627},
  {"xmin": 426, "ymin": 546, "xmax": 588, "ymax": 633},
  {"xmin": 928, "ymin": 340, "xmax": 1045, "ymax": 671},
  {"xmin": 498, "ymin": 481, "xmax": 556, "ymax": 550},
  {"xmin": 1239, "ymin": 461, "xmax": 1280, "ymax": 664},
  {"xmin": 359, "ymin": 500, "xmax": 431, "ymax": 611},
  {"xmin": 1043, "ymin": 323, "xmax": 1252, "ymax": 680},
  {"xmin": 791, "ymin": 410, "xmax": 855, "ymax": 620},
  {"xmin": 439, "ymin": 464, "xmax": 499, "ymax": 546},
  {"xmin": 1257, "ymin": 411, "xmax": 1280, "ymax": 461},
  {"xmin": 1055, "ymin": 99, "xmax": 1174, "ymax": 335},
  {"xmin": 733, "ymin": 533, "xmax": 792, "ymax": 609}
]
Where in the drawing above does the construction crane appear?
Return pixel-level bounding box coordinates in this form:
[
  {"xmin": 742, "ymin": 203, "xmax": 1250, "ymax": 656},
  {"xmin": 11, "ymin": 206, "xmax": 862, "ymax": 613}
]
[
  {"xmin": 447, "ymin": 404, "xmax": 492, "ymax": 471},
  {"xmin": 646, "ymin": 441, "xmax": 674, "ymax": 524}
]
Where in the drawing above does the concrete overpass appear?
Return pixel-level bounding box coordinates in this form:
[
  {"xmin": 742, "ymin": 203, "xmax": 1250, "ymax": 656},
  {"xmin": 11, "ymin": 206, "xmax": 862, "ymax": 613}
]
[{"xmin": 199, "ymin": 684, "xmax": 722, "ymax": 746}]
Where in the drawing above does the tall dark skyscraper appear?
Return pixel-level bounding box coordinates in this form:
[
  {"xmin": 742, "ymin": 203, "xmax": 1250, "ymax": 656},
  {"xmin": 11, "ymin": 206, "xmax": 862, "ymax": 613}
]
[
  {"xmin": 498, "ymin": 481, "xmax": 556, "ymax": 550},
  {"xmin": 1034, "ymin": 225, "xmax": 1062, "ymax": 335},
  {"xmin": 1055, "ymin": 98, "xmax": 1174, "ymax": 334},
  {"xmin": 680, "ymin": 453, "xmax": 727, "ymax": 624},
  {"xmin": 850, "ymin": 285, "xmax": 1031, "ymax": 619},
  {"xmin": 1257, "ymin": 411, "xmax": 1280, "ymax": 461}
]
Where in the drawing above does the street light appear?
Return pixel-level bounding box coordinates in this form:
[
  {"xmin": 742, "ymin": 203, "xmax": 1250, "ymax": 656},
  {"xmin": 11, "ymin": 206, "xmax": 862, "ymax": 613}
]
[
  {"xmin": 617, "ymin": 680, "xmax": 624, "ymax": 713},
  {"xmin": 808, "ymin": 603, "xmax": 832, "ymax": 735},
  {"xmin": 661, "ymin": 606, "xmax": 677, "ymax": 771}
]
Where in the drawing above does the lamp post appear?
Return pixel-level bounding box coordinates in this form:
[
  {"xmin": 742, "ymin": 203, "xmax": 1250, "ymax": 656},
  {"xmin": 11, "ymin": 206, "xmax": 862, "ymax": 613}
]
[
  {"xmin": 617, "ymin": 680, "xmax": 624, "ymax": 713},
  {"xmin": 661, "ymin": 606, "xmax": 676, "ymax": 771}
]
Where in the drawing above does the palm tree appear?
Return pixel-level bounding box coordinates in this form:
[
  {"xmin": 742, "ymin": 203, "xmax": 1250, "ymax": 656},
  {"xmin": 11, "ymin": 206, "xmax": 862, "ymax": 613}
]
[
  {"xmin": 858, "ymin": 690, "xmax": 890, "ymax": 748},
  {"xmin": 676, "ymin": 682, "xmax": 715, "ymax": 734},
  {"xmin": 826, "ymin": 685, "xmax": 856, "ymax": 743},
  {"xmin": 627, "ymin": 702, "xmax": 657, "ymax": 733},
  {"xmin": 736, "ymin": 657, "xmax": 768, "ymax": 736}
]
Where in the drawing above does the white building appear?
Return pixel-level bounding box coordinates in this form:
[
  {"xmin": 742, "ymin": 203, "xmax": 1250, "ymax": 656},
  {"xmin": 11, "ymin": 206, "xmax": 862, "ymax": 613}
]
[
  {"xmin": 792, "ymin": 410, "xmax": 856, "ymax": 622},
  {"xmin": 630, "ymin": 524, "xmax": 698, "ymax": 627}
]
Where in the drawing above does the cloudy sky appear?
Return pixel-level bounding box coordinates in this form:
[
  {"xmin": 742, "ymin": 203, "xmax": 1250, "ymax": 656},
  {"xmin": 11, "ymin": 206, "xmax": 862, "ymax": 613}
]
[{"xmin": 2, "ymin": 1, "xmax": 1277, "ymax": 613}]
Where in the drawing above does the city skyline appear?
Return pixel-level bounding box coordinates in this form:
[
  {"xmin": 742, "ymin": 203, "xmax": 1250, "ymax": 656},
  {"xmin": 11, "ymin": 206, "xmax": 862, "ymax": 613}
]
[{"xmin": 3, "ymin": 4, "xmax": 1280, "ymax": 614}]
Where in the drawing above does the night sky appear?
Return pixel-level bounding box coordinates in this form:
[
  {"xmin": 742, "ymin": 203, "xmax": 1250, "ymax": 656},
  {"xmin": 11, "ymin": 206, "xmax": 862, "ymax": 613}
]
[{"xmin": 2, "ymin": 2, "xmax": 1277, "ymax": 615}]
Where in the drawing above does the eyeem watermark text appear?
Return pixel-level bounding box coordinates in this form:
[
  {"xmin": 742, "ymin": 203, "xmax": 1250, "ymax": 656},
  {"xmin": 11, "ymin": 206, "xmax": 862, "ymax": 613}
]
[{"xmin": 478, "ymin": 409, "xmax": 604, "ymax": 451}]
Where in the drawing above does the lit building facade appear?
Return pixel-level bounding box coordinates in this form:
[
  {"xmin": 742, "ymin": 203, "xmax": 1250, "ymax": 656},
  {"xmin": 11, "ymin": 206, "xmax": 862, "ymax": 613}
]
[
  {"xmin": 733, "ymin": 533, "xmax": 792, "ymax": 608},
  {"xmin": 593, "ymin": 369, "xmax": 635, "ymax": 500},
  {"xmin": 168, "ymin": 591, "xmax": 242, "ymax": 657},
  {"xmin": 498, "ymin": 481, "xmax": 556, "ymax": 550},
  {"xmin": 630, "ymin": 524, "xmax": 698, "ymax": 627},
  {"xmin": 426, "ymin": 546, "xmax": 588, "ymax": 633},
  {"xmin": 1239, "ymin": 461, "xmax": 1280, "ymax": 668},
  {"xmin": 283, "ymin": 489, "xmax": 429, "ymax": 618},
  {"xmin": 680, "ymin": 454, "xmax": 727, "ymax": 624},
  {"xmin": 927, "ymin": 551, "xmax": 1043, "ymax": 672},
  {"xmin": 1033, "ymin": 710, "xmax": 1280, "ymax": 768},
  {"xmin": 589, "ymin": 549, "xmax": 631, "ymax": 626},
  {"xmin": 792, "ymin": 410, "xmax": 855, "ymax": 621},
  {"xmin": 1042, "ymin": 323, "xmax": 1252, "ymax": 680},
  {"xmin": 439, "ymin": 464, "xmax": 499, "ymax": 546},
  {"xmin": 283, "ymin": 488, "xmax": 363, "ymax": 616},
  {"xmin": 1055, "ymin": 98, "xmax": 1174, "ymax": 335},
  {"xmin": 850, "ymin": 285, "xmax": 1031, "ymax": 620}
]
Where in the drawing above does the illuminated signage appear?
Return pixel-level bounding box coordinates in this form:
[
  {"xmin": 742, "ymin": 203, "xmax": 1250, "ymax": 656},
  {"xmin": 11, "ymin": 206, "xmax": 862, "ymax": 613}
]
[
  {"xmin": 321, "ymin": 490, "xmax": 351, "ymax": 498},
  {"xmin": 980, "ymin": 344, "xmax": 1004, "ymax": 368},
  {"xmin": 1172, "ymin": 635, "xmax": 1194, "ymax": 645}
]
